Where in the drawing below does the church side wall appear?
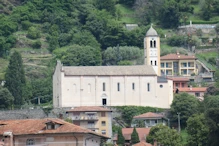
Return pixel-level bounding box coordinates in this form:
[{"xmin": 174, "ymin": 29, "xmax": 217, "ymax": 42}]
[
  {"xmin": 60, "ymin": 75, "xmax": 172, "ymax": 108},
  {"xmin": 53, "ymin": 61, "xmax": 62, "ymax": 108}
]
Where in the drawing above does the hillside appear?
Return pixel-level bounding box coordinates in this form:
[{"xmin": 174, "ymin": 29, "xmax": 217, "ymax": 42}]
[{"xmin": 0, "ymin": 0, "xmax": 219, "ymax": 106}]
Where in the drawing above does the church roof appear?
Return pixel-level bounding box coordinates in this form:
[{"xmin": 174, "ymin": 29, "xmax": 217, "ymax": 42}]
[
  {"xmin": 146, "ymin": 26, "xmax": 158, "ymax": 36},
  {"xmin": 62, "ymin": 65, "xmax": 156, "ymax": 76}
]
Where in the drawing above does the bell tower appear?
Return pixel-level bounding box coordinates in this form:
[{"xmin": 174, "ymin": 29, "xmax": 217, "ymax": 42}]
[{"xmin": 144, "ymin": 25, "xmax": 160, "ymax": 76}]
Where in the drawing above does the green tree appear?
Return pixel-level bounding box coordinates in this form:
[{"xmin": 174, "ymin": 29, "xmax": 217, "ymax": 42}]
[
  {"xmin": 27, "ymin": 26, "xmax": 41, "ymax": 39},
  {"xmin": 131, "ymin": 127, "xmax": 140, "ymax": 144},
  {"xmin": 117, "ymin": 128, "xmax": 125, "ymax": 145},
  {"xmin": 170, "ymin": 92, "xmax": 199, "ymax": 127},
  {"xmin": 0, "ymin": 87, "xmax": 14, "ymax": 109},
  {"xmin": 147, "ymin": 124, "xmax": 182, "ymax": 146},
  {"xmin": 95, "ymin": 0, "xmax": 116, "ymax": 15},
  {"xmin": 205, "ymin": 108, "xmax": 219, "ymax": 146},
  {"xmin": 102, "ymin": 46, "xmax": 142, "ymax": 65},
  {"xmin": 5, "ymin": 51, "xmax": 26, "ymax": 107},
  {"xmin": 158, "ymin": 0, "xmax": 181, "ymax": 28},
  {"xmin": 54, "ymin": 45, "xmax": 102, "ymax": 66},
  {"xmin": 186, "ymin": 114, "xmax": 209, "ymax": 146}
]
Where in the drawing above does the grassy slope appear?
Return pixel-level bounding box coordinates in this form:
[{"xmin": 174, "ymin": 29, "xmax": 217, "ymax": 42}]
[
  {"xmin": 115, "ymin": 4, "xmax": 137, "ymax": 24},
  {"xmin": 196, "ymin": 51, "xmax": 217, "ymax": 70}
]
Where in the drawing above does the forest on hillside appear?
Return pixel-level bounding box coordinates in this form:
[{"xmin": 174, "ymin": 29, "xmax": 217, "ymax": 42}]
[{"xmin": 0, "ymin": 0, "xmax": 219, "ymax": 106}]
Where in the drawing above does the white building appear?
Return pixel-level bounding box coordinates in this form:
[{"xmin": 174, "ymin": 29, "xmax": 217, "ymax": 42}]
[{"xmin": 53, "ymin": 27, "xmax": 173, "ymax": 109}]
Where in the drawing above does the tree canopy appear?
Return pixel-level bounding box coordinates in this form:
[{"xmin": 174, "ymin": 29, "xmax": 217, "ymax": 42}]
[
  {"xmin": 147, "ymin": 124, "xmax": 182, "ymax": 146},
  {"xmin": 170, "ymin": 92, "xmax": 199, "ymax": 127},
  {"xmin": 131, "ymin": 127, "xmax": 140, "ymax": 144},
  {"xmin": 0, "ymin": 87, "xmax": 14, "ymax": 109},
  {"xmin": 5, "ymin": 51, "xmax": 26, "ymax": 107}
]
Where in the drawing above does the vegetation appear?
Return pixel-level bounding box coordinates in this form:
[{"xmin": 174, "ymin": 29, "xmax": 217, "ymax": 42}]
[
  {"xmin": 147, "ymin": 124, "xmax": 182, "ymax": 146},
  {"xmin": 0, "ymin": 87, "xmax": 14, "ymax": 109},
  {"xmin": 131, "ymin": 127, "xmax": 139, "ymax": 145},
  {"xmin": 117, "ymin": 127, "xmax": 125, "ymax": 145},
  {"xmin": 4, "ymin": 51, "xmax": 26, "ymax": 107},
  {"xmin": 116, "ymin": 106, "xmax": 163, "ymax": 126},
  {"xmin": 170, "ymin": 93, "xmax": 199, "ymax": 128}
]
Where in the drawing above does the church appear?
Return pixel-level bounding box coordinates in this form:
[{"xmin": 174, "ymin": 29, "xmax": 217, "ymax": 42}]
[{"xmin": 53, "ymin": 26, "xmax": 173, "ymax": 109}]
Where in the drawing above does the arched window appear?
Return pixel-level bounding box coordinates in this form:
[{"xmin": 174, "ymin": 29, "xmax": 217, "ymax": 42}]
[
  {"xmin": 154, "ymin": 41, "xmax": 156, "ymax": 48},
  {"xmin": 103, "ymin": 83, "xmax": 106, "ymax": 91},
  {"xmin": 151, "ymin": 60, "xmax": 153, "ymax": 65},
  {"xmin": 26, "ymin": 139, "xmax": 35, "ymax": 145},
  {"xmin": 150, "ymin": 41, "xmax": 153, "ymax": 48},
  {"xmin": 155, "ymin": 61, "xmax": 157, "ymax": 66}
]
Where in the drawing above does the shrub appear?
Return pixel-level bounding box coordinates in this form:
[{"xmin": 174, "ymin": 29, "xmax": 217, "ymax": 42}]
[
  {"xmin": 27, "ymin": 26, "xmax": 40, "ymax": 39},
  {"xmin": 167, "ymin": 36, "xmax": 185, "ymax": 47},
  {"xmin": 21, "ymin": 21, "xmax": 32, "ymax": 30},
  {"xmin": 32, "ymin": 40, "xmax": 41, "ymax": 49}
]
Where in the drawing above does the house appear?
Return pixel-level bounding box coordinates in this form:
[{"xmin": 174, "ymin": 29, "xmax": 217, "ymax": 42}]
[
  {"xmin": 177, "ymin": 87, "xmax": 207, "ymax": 100},
  {"xmin": 53, "ymin": 26, "xmax": 174, "ymax": 109},
  {"xmin": 0, "ymin": 118, "xmax": 109, "ymax": 146},
  {"xmin": 66, "ymin": 106, "xmax": 112, "ymax": 138},
  {"xmin": 132, "ymin": 112, "xmax": 168, "ymax": 128},
  {"xmin": 168, "ymin": 77, "xmax": 190, "ymax": 89},
  {"xmin": 160, "ymin": 53, "xmax": 198, "ymax": 76},
  {"xmin": 114, "ymin": 128, "xmax": 151, "ymax": 146}
]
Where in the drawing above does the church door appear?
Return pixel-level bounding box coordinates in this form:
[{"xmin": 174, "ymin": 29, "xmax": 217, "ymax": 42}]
[{"xmin": 102, "ymin": 99, "xmax": 107, "ymax": 105}]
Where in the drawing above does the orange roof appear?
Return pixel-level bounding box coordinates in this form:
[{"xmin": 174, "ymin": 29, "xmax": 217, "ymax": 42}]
[
  {"xmin": 67, "ymin": 106, "xmax": 111, "ymax": 112},
  {"xmin": 133, "ymin": 112, "xmax": 164, "ymax": 119},
  {"xmin": 133, "ymin": 141, "xmax": 153, "ymax": 146},
  {"xmin": 178, "ymin": 87, "xmax": 207, "ymax": 92},
  {"xmin": 122, "ymin": 128, "xmax": 150, "ymax": 141},
  {"xmin": 167, "ymin": 77, "xmax": 189, "ymax": 82},
  {"xmin": 161, "ymin": 53, "xmax": 196, "ymax": 60},
  {"xmin": 0, "ymin": 118, "xmax": 109, "ymax": 138}
]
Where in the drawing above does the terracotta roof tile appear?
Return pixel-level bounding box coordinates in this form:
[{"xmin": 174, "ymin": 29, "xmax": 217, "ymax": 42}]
[
  {"xmin": 178, "ymin": 87, "xmax": 207, "ymax": 92},
  {"xmin": 161, "ymin": 53, "xmax": 196, "ymax": 60},
  {"xmin": 0, "ymin": 118, "xmax": 109, "ymax": 139},
  {"xmin": 133, "ymin": 112, "xmax": 164, "ymax": 119},
  {"xmin": 133, "ymin": 141, "xmax": 153, "ymax": 146},
  {"xmin": 122, "ymin": 128, "xmax": 150, "ymax": 141},
  {"xmin": 67, "ymin": 106, "xmax": 111, "ymax": 112}
]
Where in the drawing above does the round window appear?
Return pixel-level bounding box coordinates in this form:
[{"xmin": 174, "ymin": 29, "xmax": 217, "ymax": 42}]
[{"xmin": 160, "ymin": 85, "xmax": 163, "ymax": 88}]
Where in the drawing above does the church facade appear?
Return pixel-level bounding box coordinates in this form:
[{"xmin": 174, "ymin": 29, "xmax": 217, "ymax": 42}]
[{"xmin": 53, "ymin": 27, "xmax": 173, "ymax": 109}]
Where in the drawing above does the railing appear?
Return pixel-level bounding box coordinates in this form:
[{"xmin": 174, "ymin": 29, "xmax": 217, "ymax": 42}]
[
  {"xmin": 86, "ymin": 124, "xmax": 97, "ymax": 129},
  {"xmin": 72, "ymin": 116, "xmax": 98, "ymax": 120}
]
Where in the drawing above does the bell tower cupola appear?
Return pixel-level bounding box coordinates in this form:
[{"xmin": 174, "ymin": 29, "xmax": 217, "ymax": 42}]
[{"xmin": 144, "ymin": 25, "xmax": 160, "ymax": 76}]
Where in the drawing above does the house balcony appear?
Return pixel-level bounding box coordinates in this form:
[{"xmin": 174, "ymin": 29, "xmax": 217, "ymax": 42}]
[
  {"xmin": 86, "ymin": 124, "xmax": 99, "ymax": 129},
  {"xmin": 72, "ymin": 116, "xmax": 99, "ymax": 121}
]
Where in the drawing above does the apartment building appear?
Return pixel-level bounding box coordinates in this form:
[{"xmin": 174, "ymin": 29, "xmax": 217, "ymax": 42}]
[
  {"xmin": 160, "ymin": 53, "xmax": 198, "ymax": 76},
  {"xmin": 66, "ymin": 106, "xmax": 112, "ymax": 138}
]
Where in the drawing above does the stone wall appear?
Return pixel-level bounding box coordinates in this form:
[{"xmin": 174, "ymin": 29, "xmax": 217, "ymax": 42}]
[
  {"xmin": 0, "ymin": 107, "xmax": 71, "ymax": 120},
  {"xmin": 0, "ymin": 108, "xmax": 47, "ymax": 120}
]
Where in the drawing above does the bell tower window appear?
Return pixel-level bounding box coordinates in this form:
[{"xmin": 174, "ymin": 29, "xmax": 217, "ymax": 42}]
[
  {"xmin": 151, "ymin": 60, "xmax": 153, "ymax": 65},
  {"xmin": 154, "ymin": 41, "xmax": 156, "ymax": 48},
  {"xmin": 155, "ymin": 61, "xmax": 157, "ymax": 66},
  {"xmin": 150, "ymin": 41, "xmax": 153, "ymax": 48}
]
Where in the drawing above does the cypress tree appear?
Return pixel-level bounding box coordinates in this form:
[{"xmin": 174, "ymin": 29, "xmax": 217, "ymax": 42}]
[
  {"xmin": 5, "ymin": 51, "xmax": 26, "ymax": 107},
  {"xmin": 117, "ymin": 128, "xmax": 125, "ymax": 145},
  {"xmin": 131, "ymin": 127, "xmax": 140, "ymax": 144}
]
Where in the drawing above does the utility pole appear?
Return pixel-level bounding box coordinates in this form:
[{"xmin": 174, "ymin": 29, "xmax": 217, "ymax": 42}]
[{"xmin": 177, "ymin": 112, "xmax": 181, "ymax": 133}]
